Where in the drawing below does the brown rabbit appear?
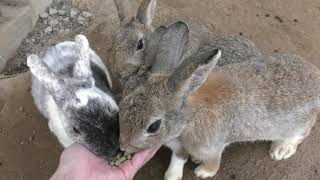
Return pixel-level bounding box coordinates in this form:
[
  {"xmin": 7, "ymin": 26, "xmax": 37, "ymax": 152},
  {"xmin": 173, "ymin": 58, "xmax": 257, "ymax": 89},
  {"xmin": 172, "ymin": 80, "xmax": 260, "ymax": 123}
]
[
  {"xmin": 110, "ymin": 0, "xmax": 262, "ymax": 94},
  {"xmin": 118, "ymin": 24, "xmax": 320, "ymax": 179}
]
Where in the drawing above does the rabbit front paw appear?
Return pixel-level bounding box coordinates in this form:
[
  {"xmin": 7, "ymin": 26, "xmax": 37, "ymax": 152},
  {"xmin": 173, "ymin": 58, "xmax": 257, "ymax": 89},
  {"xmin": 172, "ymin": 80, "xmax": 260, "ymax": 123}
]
[
  {"xmin": 194, "ymin": 163, "xmax": 218, "ymax": 179},
  {"xmin": 164, "ymin": 170, "xmax": 182, "ymax": 180},
  {"xmin": 269, "ymin": 141, "xmax": 298, "ymax": 160}
]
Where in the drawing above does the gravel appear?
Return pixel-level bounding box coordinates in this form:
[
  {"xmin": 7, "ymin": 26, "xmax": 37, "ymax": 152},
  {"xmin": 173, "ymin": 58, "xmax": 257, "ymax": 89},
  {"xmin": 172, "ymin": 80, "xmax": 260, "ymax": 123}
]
[
  {"xmin": 70, "ymin": 9, "xmax": 78, "ymax": 18},
  {"xmin": 44, "ymin": 26, "xmax": 53, "ymax": 34},
  {"xmin": 1, "ymin": 0, "xmax": 93, "ymax": 75},
  {"xmin": 49, "ymin": 8, "xmax": 58, "ymax": 15},
  {"xmin": 39, "ymin": 12, "xmax": 49, "ymax": 19}
]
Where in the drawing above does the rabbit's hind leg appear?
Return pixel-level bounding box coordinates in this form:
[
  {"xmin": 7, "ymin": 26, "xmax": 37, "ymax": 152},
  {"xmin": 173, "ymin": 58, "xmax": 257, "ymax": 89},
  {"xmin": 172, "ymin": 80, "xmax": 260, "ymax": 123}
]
[{"xmin": 269, "ymin": 129, "xmax": 311, "ymax": 161}]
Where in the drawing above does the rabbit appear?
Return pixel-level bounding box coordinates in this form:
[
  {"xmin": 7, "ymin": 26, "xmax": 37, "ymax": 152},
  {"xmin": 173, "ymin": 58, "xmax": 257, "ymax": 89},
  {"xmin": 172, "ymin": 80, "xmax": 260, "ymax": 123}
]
[
  {"xmin": 117, "ymin": 23, "xmax": 320, "ymax": 180},
  {"xmin": 121, "ymin": 21, "xmax": 263, "ymax": 97},
  {"xmin": 27, "ymin": 35, "xmax": 120, "ymax": 161},
  {"xmin": 110, "ymin": 0, "xmax": 263, "ymax": 93}
]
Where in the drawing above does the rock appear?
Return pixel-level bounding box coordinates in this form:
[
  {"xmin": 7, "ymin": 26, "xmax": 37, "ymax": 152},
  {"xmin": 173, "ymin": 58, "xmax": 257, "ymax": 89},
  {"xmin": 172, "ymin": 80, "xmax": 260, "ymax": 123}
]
[
  {"xmin": 39, "ymin": 12, "xmax": 49, "ymax": 19},
  {"xmin": 48, "ymin": 19, "xmax": 59, "ymax": 26},
  {"xmin": 77, "ymin": 16, "xmax": 85, "ymax": 25},
  {"xmin": 82, "ymin": 12, "xmax": 92, "ymax": 18},
  {"xmin": 62, "ymin": 17, "xmax": 70, "ymax": 22},
  {"xmin": 70, "ymin": 9, "xmax": 78, "ymax": 18},
  {"xmin": 49, "ymin": 8, "xmax": 58, "ymax": 15},
  {"xmin": 58, "ymin": 10, "xmax": 66, "ymax": 16},
  {"xmin": 44, "ymin": 26, "xmax": 53, "ymax": 34},
  {"xmin": 77, "ymin": 16, "xmax": 85, "ymax": 21},
  {"xmin": 78, "ymin": 21, "xmax": 85, "ymax": 25}
]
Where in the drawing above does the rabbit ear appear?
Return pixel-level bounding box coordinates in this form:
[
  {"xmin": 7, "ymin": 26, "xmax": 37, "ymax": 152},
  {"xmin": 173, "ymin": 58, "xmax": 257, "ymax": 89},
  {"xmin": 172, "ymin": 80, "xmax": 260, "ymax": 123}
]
[
  {"xmin": 136, "ymin": 0, "xmax": 156, "ymax": 30},
  {"xmin": 73, "ymin": 35, "xmax": 92, "ymax": 79},
  {"xmin": 114, "ymin": 0, "xmax": 133, "ymax": 22},
  {"xmin": 27, "ymin": 54, "xmax": 61, "ymax": 92},
  {"xmin": 144, "ymin": 25, "xmax": 168, "ymax": 66},
  {"xmin": 167, "ymin": 48, "xmax": 221, "ymax": 96},
  {"xmin": 150, "ymin": 21, "xmax": 189, "ymax": 75}
]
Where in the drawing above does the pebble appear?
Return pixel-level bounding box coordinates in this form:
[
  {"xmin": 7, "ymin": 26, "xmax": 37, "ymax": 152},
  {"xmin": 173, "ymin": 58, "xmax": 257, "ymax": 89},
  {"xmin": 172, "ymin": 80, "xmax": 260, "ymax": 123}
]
[
  {"xmin": 44, "ymin": 26, "xmax": 53, "ymax": 34},
  {"xmin": 82, "ymin": 11, "xmax": 92, "ymax": 18},
  {"xmin": 70, "ymin": 9, "xmax": 78, "ymax": 18},
  {"xmin": 58, "ymin": 10, "xmax": 66, "ymax": 15},
  {"xmin": 62, "ymin": 17, "xmax": 70, "ymax": 22},
  {"xmin": 39, "ymin": 12, "xmax": 49, "ymax": 19},
  {"xmin": 28, "ymin": 136, "xmax": 35, "ymax": 142},
  {"xmin": 77, "ymin": 16, "xmax": 85, "ymax": 25},
  {"xmin": 19, "ymin": 107, "xmax": 23, "ymax": 112},
  {"xmin": 49, "ymin": 19, "xmax": 59, "ymax": 26},
  {"xmin": 49, "ymin": 8, "xmax": 58, "ymax": 15}
]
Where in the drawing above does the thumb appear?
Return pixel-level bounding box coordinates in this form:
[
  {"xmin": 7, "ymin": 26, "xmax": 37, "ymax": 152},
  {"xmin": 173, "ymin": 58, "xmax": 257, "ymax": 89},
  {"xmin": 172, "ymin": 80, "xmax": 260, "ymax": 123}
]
[{"xmin": 118, "ymin": 147, "xmax": 159, "ymax": 179}]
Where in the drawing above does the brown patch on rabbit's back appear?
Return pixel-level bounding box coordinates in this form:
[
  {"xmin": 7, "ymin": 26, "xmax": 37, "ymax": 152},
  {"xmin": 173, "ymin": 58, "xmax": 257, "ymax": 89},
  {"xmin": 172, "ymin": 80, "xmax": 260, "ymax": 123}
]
[{"xmin": 187, "ymin": 69, "xmax": 235, "ymax": 106}]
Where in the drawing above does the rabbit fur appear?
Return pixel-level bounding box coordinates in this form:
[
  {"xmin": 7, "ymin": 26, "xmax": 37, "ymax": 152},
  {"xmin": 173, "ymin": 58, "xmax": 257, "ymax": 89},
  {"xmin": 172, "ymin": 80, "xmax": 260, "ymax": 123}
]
[
  {"xmin": 110, "ymin": 0, "xmax": 262, "ymax": 95},
  {"xmin": 118, "ymin": 24, "xmax": 320, "ymax": 179},
  {"xmin": 27, "ymin": 35, "xmax": 120, "ymax": 161}
]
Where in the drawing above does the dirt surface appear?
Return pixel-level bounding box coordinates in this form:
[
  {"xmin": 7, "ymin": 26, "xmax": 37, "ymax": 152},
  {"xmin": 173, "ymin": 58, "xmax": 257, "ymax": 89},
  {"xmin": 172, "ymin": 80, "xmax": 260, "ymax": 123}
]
[{"xmin": 1, "ymin": 0, "xmax": 320, "ymax": 180}]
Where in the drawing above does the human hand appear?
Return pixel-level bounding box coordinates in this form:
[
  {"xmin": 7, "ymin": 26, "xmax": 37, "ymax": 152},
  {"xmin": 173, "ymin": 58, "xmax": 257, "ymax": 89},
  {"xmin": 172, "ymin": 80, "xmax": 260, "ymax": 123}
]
[{"xmin": 50, "ymin": 143, "xmax": 159, "ymax": 180}]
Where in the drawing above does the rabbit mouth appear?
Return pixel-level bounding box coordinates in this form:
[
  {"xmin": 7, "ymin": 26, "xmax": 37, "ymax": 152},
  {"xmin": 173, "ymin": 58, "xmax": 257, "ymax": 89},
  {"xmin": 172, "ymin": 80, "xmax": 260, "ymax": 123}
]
[{"xmin": 120, "ymin": 144, "xmax": 141, "ymax": 154}]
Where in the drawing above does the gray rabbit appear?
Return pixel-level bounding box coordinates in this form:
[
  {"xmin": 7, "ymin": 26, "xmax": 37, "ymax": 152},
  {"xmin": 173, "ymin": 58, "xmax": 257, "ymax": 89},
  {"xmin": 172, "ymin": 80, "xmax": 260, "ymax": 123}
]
[
  {"xmin": 111, "ymin": 0, "xmax": 262, "ymax": 93},
  {"xmin": 118, "ymin": 23, "xmax": 320, "ymax": 179},
  {"xmin": 27, "ymin": 35, "xmax": 120, "ymax": 161}
]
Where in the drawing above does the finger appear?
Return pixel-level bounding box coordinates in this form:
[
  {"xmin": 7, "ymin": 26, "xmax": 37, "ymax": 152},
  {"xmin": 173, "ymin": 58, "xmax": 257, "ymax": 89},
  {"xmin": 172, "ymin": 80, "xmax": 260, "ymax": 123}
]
[
  {"xmin": 118, "ymin": 146, "xmax": 160, "ymax": 179},
  {"xmin": 131, "ymin": 147, "xmax": 160, "ymax": 169}
]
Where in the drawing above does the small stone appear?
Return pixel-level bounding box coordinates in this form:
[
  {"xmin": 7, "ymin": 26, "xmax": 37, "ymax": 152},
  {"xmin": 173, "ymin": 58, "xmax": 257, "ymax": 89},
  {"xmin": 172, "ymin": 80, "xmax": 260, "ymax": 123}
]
[
  {"xmin": 58, "ymin": 10, "xmax": 66, "ymax": 15},
  {"xmin": 82, "ymin": 11, "xmax": 92, "ymax": 18},
  {"xmin": 39, "ymin": 12, "xmax": 49, "ymax": 19},
  {"xmin": 20, "ymin": 141, "xmax": 24, "ymax": 145},
  {"xmin": 62, "ymin": 17, "xmax": 70, "ymax": 22},
  {"xmin": 78, "ymin": 16, "xmax": 85, "ymax": 21},
  {"xmin": 265, "ymin": 13, "xmax": 270, "ymax": 17},
  {"xmin": 77, "ymin": 16, "xmax": 85, "ymax": 24},
  {"xmin": 19, "ymin": 107, "xmax": 23, "ymax": 112},
  {"xmin": 28, "ymin": 136, "xmax": 35, "ymax": 142},
  {"xmin": 49, "ymin": 8, "xmax": 58, "ymax": 15},
  {"xmin": 31, "ymin": 38, "xmax": 36, "ymax": 43},
  {"xmin": 49, "ymin": 19, "xmax": 59, "ymax": 26},
  {"xmin": 44, "ymin": 26, "xmax": 53, "ymax": 34},
  {"xmin": 70, "ymin": 9, "xmax": 78, "ymax": 18}
]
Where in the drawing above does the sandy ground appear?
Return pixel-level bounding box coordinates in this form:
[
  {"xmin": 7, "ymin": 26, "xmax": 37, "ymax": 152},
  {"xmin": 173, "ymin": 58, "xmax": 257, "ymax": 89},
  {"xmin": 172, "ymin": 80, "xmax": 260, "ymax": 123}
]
[{"xmin": 1, "ymin": 0, "xmax": 320, "ymax": 179}]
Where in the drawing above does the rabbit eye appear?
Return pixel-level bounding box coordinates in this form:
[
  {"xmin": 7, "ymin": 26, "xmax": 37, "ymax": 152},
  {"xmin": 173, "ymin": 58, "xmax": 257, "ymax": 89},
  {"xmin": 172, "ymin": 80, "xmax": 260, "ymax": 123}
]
[
  {"xmin": 137, "ymin": 39, "xmax": 144, "ymax": 51},
  {"xmin": 73, "ymin": 126, "xmax": 80, "ymax": 134},
  {"xmin": 147, "ymin": 120, "xmax": 161, "ymax": 133}
]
